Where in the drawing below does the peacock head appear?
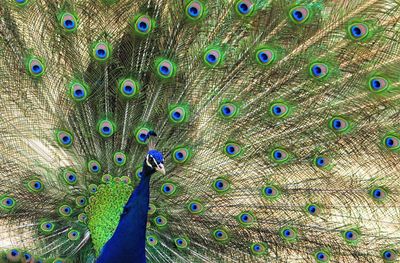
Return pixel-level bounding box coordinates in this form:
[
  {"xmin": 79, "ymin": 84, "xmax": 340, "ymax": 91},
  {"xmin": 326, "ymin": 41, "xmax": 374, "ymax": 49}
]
[{"xmin": 145, "ymin": 150, "xmax": 165, "ymax": 175}]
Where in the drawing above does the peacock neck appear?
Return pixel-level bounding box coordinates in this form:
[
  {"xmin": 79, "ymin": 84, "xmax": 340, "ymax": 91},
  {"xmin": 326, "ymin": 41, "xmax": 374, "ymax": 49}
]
[{"xmin": 96, "ymin": 163, "xmax": 154, "ymax": 263}]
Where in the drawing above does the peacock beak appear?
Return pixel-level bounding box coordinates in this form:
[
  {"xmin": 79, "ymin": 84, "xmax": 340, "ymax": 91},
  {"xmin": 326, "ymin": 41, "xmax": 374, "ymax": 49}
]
[{"xmin": 156, "ymin": 164, "xmax": 166, "ymax": 175}]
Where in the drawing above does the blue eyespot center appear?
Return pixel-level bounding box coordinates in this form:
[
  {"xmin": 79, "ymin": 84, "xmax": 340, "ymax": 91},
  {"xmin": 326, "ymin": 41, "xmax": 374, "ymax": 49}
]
[
  {"xmin": 227, "ymin": 146, "xmax": 235, "ymax": 154},
  {"xmin": 386, "ymin": 138, "xmax": 394, "ymax": 147},
  {"xmin": 316, "ymin": 157, "xmax": 325, "ymax": 166},
  {"xmin": 32, "ymin": 65, "xmax": 42, "ymax": 74},
  {"xmin": 206, "ymin": 54, "xmax": 217, "ymax": 63},
  {"xmin": 117, "ymin": 157, "xmax": 123, "ymax": 163},
  {"xmin": 333, "ymin": 120, "xmax": 342, "ymax": 129},
  {"xmin": 173, "ymin": 111, "xmax": 181, "ymax": 119},
  {"xmin": 11, "ymin": 250, "xmax": 18, "ymax": 256},
  {"xmin": 25, "ymin": 253, "xmax": 31, "ymax": 260},
  {"xmin": 216, "ymin": 181, "xmax": 224, "ymax": 189},
  {"xmin": 177, "ymin": 239, "xmax": 183, "ymax": 245},
  {"xmin": 384, "ymin": 251, "xmax": 392, "ymax": 259},
  {"xmin": 156, "ymin": 218, "xmax": 162, "ymax": 223},
  {"xmin": 254, "ymin": 245, "xmax": 260, "ymax": 251},
  {"xmin": 102, "ymin": 126, "xmax": 111, "ymax": 134},
  {"xmin": 293, "ymin": 10, "xmax": 303, "ymax": 20},
  {"xmin": 62, "ymin": 136, "xmax": 71, "ymax": 144},
  {"xmin": 317, "ymin": 253, "xmax": 325, "ymax": 260},
  {"xmin": 123, "ymin": 85, "xmax": 133, "ymax": 94},
  {"xmin": 373, "ymin": 189, "xmax": 382, "ymax": 198},
  {"xmin": 258, "ymin": 52, "xmax": 269, "ymax": 63},
  {"xmin": 191, "ymin": 204, "xmax": 197, "ymax": 210},
  {"xmin": 345, "ymin": 231, "xmax": 354, "ymax": 239},
  {"xmin": 241, "ymin": 214, "xmax": 248, "ymax": 221},
  {"xmin": 371, "ymin": 80, "xmax": 381, "ymax": 89},
  {"xmin": 222, "ymin": 106, "xmax": 231, "ymax": 115},
  {"xmin": 64, "ymin": 19, "xmax": 75, "ymax": 29},
  {"xmin": 273, "ymin": 106, "xmax": 282, "ymax": 115},
  {"xmin": 164, "ymin": 186, "xmax": 171, "ymax": 192},
  {"xmin": 274, "ymin": 151, "xmax": 282, "ymax": 159},
  {"xmin": 96, "ymin": 49, "xmax": 106, "ymax": 58},
  {"xmin": 138, "ymin": 21, "xmax": 148, "ymax": 32},
  {"xmin": 308, "ymin": 205, "xmax": 316, "ymax": 214},
  {"xmin": 238, "ymin": 3, "xmax": 249, "ymax": 14},
  {"xmin": 189, "ymin": 6, "xmax": 199, "ymax": 17},
  {"xmin": 351, "ymin": 26, "xmax": 362, "ymax": 37},
  {"xmin": 265, "ymin": 187, "xmax": 273, "ymax": 195},
  {"xmin": 74, "ymin": 89, "xmax": 84, "ymax": 98},
  {"xmin": 175, "ymin": 151, "xmax": 184, "ymax": 160},
  {"xmin": 284, "ymin": 229, "xmax": 291, "ymax": 237},
  {"xmin": 139, "ymin": 133, "xmax": 147, "ymax": 141},
  {"xmin": 34, "ymin": 182, "xmax": 41, "ymax": 189},
  {"xmin": 216, "ymin": 231, "xmax": 223, "ymax": 237},
  {"xmin": 92, "ymin": 165, "xmax": 98, "ymax": 171},
  {"xmin": 160, "ymin": 66, "xmax": 170, "ymax": 75},
  {"xmin": 312, "ymin": 65, "xmax": 322, "ymax": 76}
]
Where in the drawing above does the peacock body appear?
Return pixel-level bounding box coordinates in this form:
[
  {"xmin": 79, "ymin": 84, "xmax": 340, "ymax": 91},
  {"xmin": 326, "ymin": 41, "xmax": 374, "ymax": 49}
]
[{"xmin": 0, "ymin": 0, "xmax": 400, "ymax": 262}]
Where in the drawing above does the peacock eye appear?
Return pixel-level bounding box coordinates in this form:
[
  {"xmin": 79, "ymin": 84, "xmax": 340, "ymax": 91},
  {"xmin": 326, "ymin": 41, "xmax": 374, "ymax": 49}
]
[
  {"xmin": 383, "ymin": 134, "xmax": 400, "ymax": 150},
  {"xmin": 342, "ymin": 229, "xmax": 360, "ymax": 245},
  {"xmin": 271, "ymin": 148, "xmax": 289, "ymax": 163},
  {"xmin": 310, "ymin": 63, "xmax": 329, "ymax": 79},
  {"xmin": 132, "ymin": 15, "xmax": 154, "ymax": 35},
  {"xmin": 306, "ymin": 203, "xmax": 321, "ymax": 216},
  {"xmin": 55, "ymin": 130, "xmax": 74, "ymax": 147},
  {"xmin": 314, "ymin": 249, "xmax": 331, "ymax": 262},
  {"xmin": 69, "ymin": 80, "xmax": 89, "ymax": 102},
  {"xmin": 289, "ymin": 6, "xmax": 310, "ymax": 24},
  {"xmin": 161, "ymin": 182, "xmax": 177, "ymax": 196},
  {"xmin": 212, "ymin": 178, "xmax": 230, "ymax": 193},
  {"xmin": 67, "ymin": 229, "xmax": 81, "ymax": 241},
  {"xmin": 59, "ymin": 205, "xmax": 73, "ymax": 217},
  {"xmin": 270, "ymin": 102, "xmax": 289, "ymax": 118},
  {"xmin": 154, "ymin": 215, "xmax": 168, "ymax": 228},
  {"xmin": 369, "ymin": 77, "xmax": 388, "ymax": 92},
  {"xmin": 224, "ymin": 142, "xmax": 242, "ymax": 157},
  {"xmin": 174, "ymin": 237, "xmax": 190, "ymax": 249},
  {"xmin": 98, "ymin": 119, "xmax": 116, "ymax": 137},
  {"xmin": 113, "ymin": 151, "xmax": 127, "ymax": 166},
  {"xmin": 203, "ymin": 48, "xmax": 223, "ymax": 67},
  {"xmin": 146, "ymin": 235, "xmax": 159, "ymax": 246},
  {"xmin": 135, "ymin": 127, "xmax": 151, "ymax": 144},
  {"xmin": 370, "ymin": 187, "xmax": 387, "ymax": 202},
  {"xmin": 237, "ymin": 211, "xmax": 255, "ymax": 227},
  {"xmin": 172, "ymin": 147, "xmax": 191, "ymax": 164},
  {"xmin": 329, "ymin": 117, "xmax": 350, "ymax": 133},
  {"xmin": 250, "ymin": 242, "xmax": 268, "ymax": 256},
  {"xmin": 219, "ymin": 102, "xmax": 239, "ymax": 118},
  {"xmin": 60, "ymin": 12, "xmax": 78, "ymax": 32},
  {"xmin": 235, "ymin": 0, "xmax": 254, "ymax": 17},
  {"xmin": 92, "ymin": 41, "xmax": 112, "ymax": 61},
  {"xmin": 188, "ymin": 200, "xmax": 204, "ymax": 214},
  {"xmin": 348, "ymin": 23, "xmax": 369, "ymax": 40},
  {"xmin": 212, "ymin": 228, "xmax": 229, "ymax": 242},
  {"xmin": 382, "ymin": 249, "xmax": 398, "ymax": 261},
  {"xmin": 280, "ymin": 226, "xmax": 298, "ymax": 241},
  {"xmin": 185, "ymin": 1, "xmax": 205, "ymax": 20},
  {"xmin": 155, "ymin": 58, "xmax": 176, "ymax": 79},
  {"xmin": 88, "ymin": 160, "xmax": 101, "ymax": 174},
  {"xmin": 26, "ymin": 56, "xmax": 46, "ymax": 77},
  {"xmin": 256, "ymin": 48, "xmax": 275, "ymax": 65},
  {"xmin": 169, "ymin": 106, "xmax": 187, "ymax": 123}
]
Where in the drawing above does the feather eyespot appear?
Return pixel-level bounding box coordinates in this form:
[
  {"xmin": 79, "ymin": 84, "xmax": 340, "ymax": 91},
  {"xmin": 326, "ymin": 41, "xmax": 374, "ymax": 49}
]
[
  {"xmin": 270, "ymin": 102, "xmax": 290, "ymax": 118},
  {"xmin": 92, "ymin": 42, "xmax": 112, "ymax": 61},
  {"xmin": 147, "ymin": 235, "xmax": 159, "ymax": 246},
  {"xmin": 250, "ymin": 242, "xmax": 268, "ymax": 256},
  {"xmin": 188, "ymin": 200, "xmax": 204, "ymax": 214},
  {"xmin": 306, "ymin": 203, "xmax": 321, "ymax": 216},
  {"xmin": 289, "ymin": 6, "xmax": 310, "ymax": 24},
  {"xmin": 113, "ymin": 151, "xmax": 126, "ymax": 166},
  {"xmin": 219, "ymin": 102, "xmax": 239, "ymax": 118},
  {"xmin": 15, "ymin": 0, "xmax": 28, "ymax": 6},
  {"xmin": 370, "ymin": 187, "xmax": 387, "ymax": 202},
  {"xmin": 237, "ymin": 211, "xmax": 255, "ymax": 227},
  {"xmin": 161, "ymin": 182, "xmax": 177, "ymax": 196},
  {"xmin": 154, "ymin": 215, "xmax": 168, "ymax": 228},
  {"xmin": 382, "ymin": 133, "xmax": 400, "ymax": 151},
  {"xmin": 7, "ymin": 249, "xmax": 22, "ymax": 261},
  {"xmin": 369, "ymin": 77, "xmax": 388, "ymax": 92},
  {"xmin": 186, "ymin": 1, "xmax": 205, "ymax": 20},
  {"xmin": 329, "ymin": 117, "xmax": 350, "ymax": 133},
  {"xmin": 314, "ymin": 249, "xmax": 331, "ymax": 262},
  {"xmin": 172, "ymin": 147, "xmax": 191, "ymax": 164},
  {"xmin": 27, "ymin": 178, "xmax": 44, "ymax": 192},
  {"xmin": 69, "ymin": 81, "xmax": 89, "ymax": 102},
  {"xmin": 88, "ymin": 160, "xmax": 101, "ymax": 174},
  {"xmin": 175, "ymin": 237, "xmax": 190, "ymax": 249},
  {"xmin": 262, "ymin": 185, "xmax": 280, "ymax": 200},
  {"xmin": 62, "ymin": 169, "xmax": 78, "ymax": 185},
  {"xmin": 40, "ymin": 221, "xmax": 55, "ymax": 233},
  {"xmin": 1, "ymin": 196, "xmax": 16, "ymax": 211},
  {"xmin": 26, "ymin": 56, "xmax": 46, "ymax": 77},
  {"xmin": 59, "ymin": 205, "xmax": 73, "ymax": 217},
  {"xmin": 310, "ymin": 63, "xmax": 329, "ymax": 79},
  {"xmin": 155, "ymin": 58, "xmax": 176, "ymax": 79},
  {"xmin": 118, "ymin": 78, "xmax": 139, "ymax": 99},
  {"xmin": 78, "ymin": 213, "xmax": 87, "ymax": 223},
  {"xmin": 382, "ymin": 249, "xmax": 398, "ymax": 262},
  {"xmin": 135, "ymin": 127, "xmax": 151, "ymax": 144},
  {"xmin": 148, "ymin": 204, "xmax": 157, "ymax": 215},
  {"xmin": 97, "ymin": 119, "xmax": 115, "ymax": 138},
  {"xmin": 204, "ymin": 48, "xmax": 223, "ymax": 67},
  {"xmin": 67, "ymin": 230, "xmax": 80, "ymax": 241},
  {"xmin": 60, "ymin": 12, "xmax": 78, "ymax": 32},
  {"xmin": 102, "ymin": 174, "xmax": 113, "ymax": 183},
  {"xmin": 75, "ymin": 196, "xmax": 87, "ymax": 207},
  {"xmin": 280, "ymin": 226, "xmax": 298, "ymax": 242},
  {"xmin": 271, "ymin": 148, "xmax": 289, "ymax": 163},
  {"xmin": 212, "ymin": 178, "xmax": 230, "ymax": 193},
  {"xmin": 342, "ymin": 229, "xmax": 360, "ymax": 245},
  {"xmin": 212, "ymin": 229, "xmax": 229, "ymax": 242},
  {"xmin": 224, "ymin": 142, "xmax": 242, "ymax": 157},
  {"xmin": 349, "ymin": 23, "xmax": 369, "ymax": 40},
  {"xmin": 131, "ymin": 15, "xmax": 154, "ymax": 35},
  {"xmin": 169, "ymin": 105, "xmax": 189, "ymax": 123},
  {"xmin": 55, "ymin": 130, "xmax": 73, "ymax": 148},
  {"xmin": 24, "ymin": 252, "xmax": 34, "ymax": 263},
  {"xmin": 235, "ymin": 0, "xmax": 254, "ymax": 17},
  {"xmin": 88, "ymin": 184, "xmax": 97, "ymax": 194},
  {"xmin": 256, "ymin": 48, "xmax": 275, "ymax": 65}
]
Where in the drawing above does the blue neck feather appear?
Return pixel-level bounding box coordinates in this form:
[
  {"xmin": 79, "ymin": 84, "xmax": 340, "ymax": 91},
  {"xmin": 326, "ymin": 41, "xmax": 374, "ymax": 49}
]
[{"xmin": 96, "ymin": 163, "xmax": 155, "ymax": 263}]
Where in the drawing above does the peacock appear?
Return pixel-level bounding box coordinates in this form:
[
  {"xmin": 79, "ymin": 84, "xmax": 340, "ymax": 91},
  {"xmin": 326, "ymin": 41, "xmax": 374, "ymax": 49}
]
[{"xmin": 1, "ymin": 0, "xmax": 400, "ymax": 262}]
